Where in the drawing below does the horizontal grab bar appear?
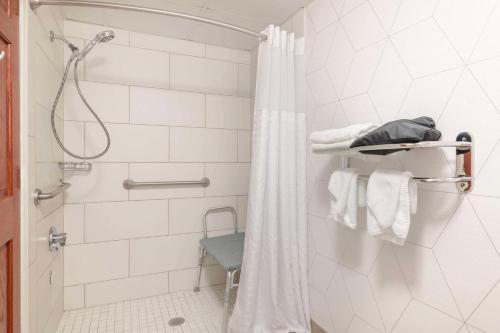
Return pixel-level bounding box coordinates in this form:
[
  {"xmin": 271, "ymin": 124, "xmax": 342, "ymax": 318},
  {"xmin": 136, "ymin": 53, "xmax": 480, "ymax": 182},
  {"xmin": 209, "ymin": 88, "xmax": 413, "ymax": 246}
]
[
  {"xmin": 123, "ymin": 177, "xmax": 210, "ymax": 189},
  {"xmin": 34, "ymin": 182, "xmax": 71, "ymax": 206}
]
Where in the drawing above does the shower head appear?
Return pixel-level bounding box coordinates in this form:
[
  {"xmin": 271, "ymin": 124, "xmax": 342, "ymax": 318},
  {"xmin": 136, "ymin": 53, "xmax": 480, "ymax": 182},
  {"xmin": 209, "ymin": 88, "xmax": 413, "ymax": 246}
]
[
  {"xmin": 96, "ymin": 30, "xmax": 115, "ymax": 43},
  {"xmin": 78, "ymin": 30, "xmax": 115, "ymax": 59}
]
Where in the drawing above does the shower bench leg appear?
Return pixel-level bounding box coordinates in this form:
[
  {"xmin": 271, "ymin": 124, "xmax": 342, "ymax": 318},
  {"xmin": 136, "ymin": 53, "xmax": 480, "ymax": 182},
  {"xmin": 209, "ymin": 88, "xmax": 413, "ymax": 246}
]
[
  {"xmin": 221, "ymin": 269, "xmax": 235, "ymax": 333},
  {"xmin": 194, "ymin": 247, "xmax": 206, "ymax": 293}
]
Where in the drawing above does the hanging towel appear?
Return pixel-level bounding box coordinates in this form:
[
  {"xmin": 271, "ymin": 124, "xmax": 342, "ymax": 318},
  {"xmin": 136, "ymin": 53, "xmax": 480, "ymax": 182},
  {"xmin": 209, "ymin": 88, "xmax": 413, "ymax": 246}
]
[
  {"xmin": 366, "ymin": 169, "xmax": 417, "ymax": 245},
  {"xmin": 310, "ymin": 123, "xmax": 379, "ymax": 144},
  {"xmin": 328, "ymin": 168, "xmax": 361, "ymax": 229},
  {"xmin": 350, "ymin": 116, "xmax": 441, "ymax": 155}
]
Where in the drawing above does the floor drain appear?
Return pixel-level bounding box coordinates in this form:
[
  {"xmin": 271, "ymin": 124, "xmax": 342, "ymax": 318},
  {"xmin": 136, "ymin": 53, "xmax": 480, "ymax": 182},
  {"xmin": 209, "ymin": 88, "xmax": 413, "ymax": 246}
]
[{"xmin": 168, "ymin": 317, "xmax": 185, "ymax": 327}]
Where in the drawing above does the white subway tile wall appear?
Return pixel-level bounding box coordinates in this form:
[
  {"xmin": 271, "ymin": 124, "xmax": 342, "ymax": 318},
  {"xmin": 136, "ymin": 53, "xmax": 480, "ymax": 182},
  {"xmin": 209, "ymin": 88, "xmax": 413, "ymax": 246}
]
[
  {"xmin": 305, "ymin": 1, "xmax": 500, "ymax": 332},
  {"xmin": 83, "ymin": 272, "xmax": 170, "ymax": 307},
  {"xmin": 85, "ymin": 123, "xmax": 170, "ymax": 162},
  {"xmin": 28, "ymin": 6, "xmax": 66, "ymax": 333},
  {"xmin": 170, "ymin": 54, "xmax": 239, "ymax": 95},
  {"xmin": 85, "ymin": 44, "xmax": 171, "ymax": 88},
  {"xmin": 129, "ymin": 87, "xmax": 205, "ymax": 127},
  {"xmin": 62, "ymin": 20, "xmax": 251, "ymax": 310},
  {"xmin": 64, "ymin": 81, "xmax": 130, "ymax": 123},
  {"xmin": 206, "ymin": 95, "xmax": 251, "ymax": 130},
  {"xmin": 64, "ymin": 240, "xmax": 130, "ymax": 285},
  {"xmin": 130, "ymin": 32, "xmax": 206, "ymax": 57},
  {"xmin": 169, "ymin": 127, "xmax": 237, "ymax": 162}
]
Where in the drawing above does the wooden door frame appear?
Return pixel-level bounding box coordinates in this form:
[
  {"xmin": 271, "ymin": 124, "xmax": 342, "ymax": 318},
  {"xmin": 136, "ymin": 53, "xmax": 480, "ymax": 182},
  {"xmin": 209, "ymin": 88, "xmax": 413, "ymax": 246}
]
[
  {"xmin": 18, "ymin": 1, "xmax": 31, "ymax": 333},
  {"xmin": 0, "ymin": 0, "xmax": 20, "ymax": 332}
]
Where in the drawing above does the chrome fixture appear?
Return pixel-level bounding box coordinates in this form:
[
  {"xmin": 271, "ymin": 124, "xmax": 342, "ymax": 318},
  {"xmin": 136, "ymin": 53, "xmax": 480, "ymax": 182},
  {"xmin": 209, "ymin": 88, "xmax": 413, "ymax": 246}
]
[
  {"xmin": 312, "ymin": 139, "xmax": 472, "ymax": 154},
  {"xmin": 48, "ymin": 227, "xmax": 67, "ymax": 252},
  {"xmin": 29, "ymin": 0, "xmax": 267, "ymax": 40},
  {"xmin": 123, "ymin": 178, "xmax": 210, "ymax": 189},
  {"xmin": 59, "ymin": 161, "xmax": 92, "ymax": 172},
  {"xmin": 357, "ymin": 175, "xmax": 471, "ymax": 184},
  {"xmin": 201, "ymin": 206, "xmax": 238, "ymax": 239},
  {"xmin": 34, "ymin": 181, "xmax": 71, "ymax": 206},
  {"xmin": 78, "ymin": 30, "xmax": 115, "ymax": 60},
  {"xmin": 167, "ymin": 318, "xmax": 185, "ymax": 327},
  {"xmin": 321, "ymin": 132, "xmax": 474, "ymax": 193},
  {"xmin": 49, "ymin": 29, "xmax": 114, "ymax": 160},
  {"xmin": 49, "ymin": 30, "xmax": 78, "ymax": 51},
  {"xmin": 455, "ymin": 132, "xmax": 473, "ymax": 192},
  {"xmin": 0, "ymin": 50, "xmax": 5, "ymax": 61}
]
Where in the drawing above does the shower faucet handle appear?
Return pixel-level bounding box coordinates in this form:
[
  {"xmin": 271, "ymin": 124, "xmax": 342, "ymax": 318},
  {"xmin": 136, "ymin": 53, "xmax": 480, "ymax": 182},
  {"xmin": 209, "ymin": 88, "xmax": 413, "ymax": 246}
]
[{"xmin": 48, "ymin": 226, "xmax": 67, "ymax": 252}]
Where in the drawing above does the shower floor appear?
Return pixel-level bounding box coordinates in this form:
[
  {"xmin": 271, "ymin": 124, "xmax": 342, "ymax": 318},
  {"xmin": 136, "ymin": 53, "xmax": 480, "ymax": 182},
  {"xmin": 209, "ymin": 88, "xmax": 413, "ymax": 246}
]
[{"xmin": 56, "ymin": 285, "xmax": 236, "ymax": 333}]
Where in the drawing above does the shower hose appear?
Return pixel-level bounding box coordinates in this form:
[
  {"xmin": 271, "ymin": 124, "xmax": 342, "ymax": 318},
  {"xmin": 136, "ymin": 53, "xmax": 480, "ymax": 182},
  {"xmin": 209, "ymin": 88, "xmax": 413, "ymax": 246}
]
[{"xmin": 50, "ymin": 50, "xmax": 111, "ymax": 160}]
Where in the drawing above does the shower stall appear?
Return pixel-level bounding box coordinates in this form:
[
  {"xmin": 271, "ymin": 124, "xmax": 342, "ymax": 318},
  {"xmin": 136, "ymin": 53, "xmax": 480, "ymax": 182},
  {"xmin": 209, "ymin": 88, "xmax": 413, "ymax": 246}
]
[{"xmin": 24, "ymin": 1, "xmax": 306, "ymax": 332}]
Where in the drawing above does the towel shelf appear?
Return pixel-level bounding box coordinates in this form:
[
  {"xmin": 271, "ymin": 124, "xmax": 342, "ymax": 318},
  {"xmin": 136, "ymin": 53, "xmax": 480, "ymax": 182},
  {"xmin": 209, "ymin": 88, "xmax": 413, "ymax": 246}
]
[
  {"xmin": 34, "ymin": 181, "xmax": 71, "ymax": 206},
  {"xmin": 314, "ymin": 132, "xmax": 474, "ymax": 193},
  {"xmin": 123, "ymin": 177, "xmax": 210, "ymax": 189},
  {"xmin": 312, "ymin": 139, "xmax": 472, "ymax": 154}
]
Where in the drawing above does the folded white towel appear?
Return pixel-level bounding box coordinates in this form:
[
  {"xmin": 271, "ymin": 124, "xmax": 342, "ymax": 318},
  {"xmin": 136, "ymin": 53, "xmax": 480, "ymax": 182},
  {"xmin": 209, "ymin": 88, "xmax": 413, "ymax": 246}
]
[
  {"xmin": 328, "ymin": 168, "xmax": 360, "ymax": 229},
  {"xmin": 312, "ymin": 142, "xmax": 383, "ymax": 163},
  {"xmin": 310, "ymin": 123, "xmax": 379, "ymax": 144},
  {"xmin": 366, "ymin": 169, "xmax": 417, "ymax": 245},
  {"xmin": 311, "ymin": 140, "xmax": 354, "ymax": 152}
]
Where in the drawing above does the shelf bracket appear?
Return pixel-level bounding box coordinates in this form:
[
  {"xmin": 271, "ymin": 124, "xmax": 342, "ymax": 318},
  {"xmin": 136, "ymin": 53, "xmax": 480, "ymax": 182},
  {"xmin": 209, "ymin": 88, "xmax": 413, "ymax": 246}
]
[{"xmin": 456, "ymin": 132, "xmax": 473, "ymax": 192}]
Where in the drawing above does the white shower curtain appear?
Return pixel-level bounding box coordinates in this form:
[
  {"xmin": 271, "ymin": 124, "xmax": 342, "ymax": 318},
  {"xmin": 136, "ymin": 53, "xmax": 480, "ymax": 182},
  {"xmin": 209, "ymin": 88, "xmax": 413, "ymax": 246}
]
[{"xmin": 228, "ymin": 26, "xmax": 310, "ymax": 333}]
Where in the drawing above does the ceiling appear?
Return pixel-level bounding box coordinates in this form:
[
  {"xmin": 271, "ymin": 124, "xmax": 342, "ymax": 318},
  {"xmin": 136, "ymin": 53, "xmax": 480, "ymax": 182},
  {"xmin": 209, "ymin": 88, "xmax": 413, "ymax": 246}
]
[{"xmin": 61, "ymin": 0, "xmax": 311, "ymax": 50}]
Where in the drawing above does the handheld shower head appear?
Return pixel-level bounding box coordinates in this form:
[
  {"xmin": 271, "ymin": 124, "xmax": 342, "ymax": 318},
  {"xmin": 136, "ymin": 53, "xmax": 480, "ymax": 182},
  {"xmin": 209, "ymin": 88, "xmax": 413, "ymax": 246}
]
[
  {"xmin": 49, "ymin": 29, "xmax": 114, "ymax": 160},
  {"xmin": 78, "ymin": 30, "xmax": 115, "ymax": 59},
  {"xmin": 96, "ymin": 30, "xmax": 115, "ymax": 43}
]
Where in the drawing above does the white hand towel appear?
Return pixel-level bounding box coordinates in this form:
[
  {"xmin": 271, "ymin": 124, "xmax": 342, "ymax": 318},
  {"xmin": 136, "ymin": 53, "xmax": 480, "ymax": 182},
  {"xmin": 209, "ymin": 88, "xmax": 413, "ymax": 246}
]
[
  {"xmin": 328, "ymin": 168, "xmax": 360, "ymax": 229},
  {"xmin": 310, "ymin": 123, "xmax": 378, "ymax": 144},
  {"xmin": 366, "ymin": 169, "xmax": 417, "ymax": 245}
]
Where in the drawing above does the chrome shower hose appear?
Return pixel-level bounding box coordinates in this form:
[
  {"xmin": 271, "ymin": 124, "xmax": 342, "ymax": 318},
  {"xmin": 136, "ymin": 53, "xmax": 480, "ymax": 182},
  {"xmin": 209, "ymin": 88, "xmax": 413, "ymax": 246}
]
[{"xmin": 50, "ymin": 51, "xmax": 111, "ymax": 160}]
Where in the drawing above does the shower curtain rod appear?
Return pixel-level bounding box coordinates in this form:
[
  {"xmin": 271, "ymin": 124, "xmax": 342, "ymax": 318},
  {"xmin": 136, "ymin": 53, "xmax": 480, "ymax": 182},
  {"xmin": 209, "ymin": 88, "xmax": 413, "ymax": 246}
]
[{"xmin": 29, "ymin": 0, "xmax": 268, "ymax": 40}]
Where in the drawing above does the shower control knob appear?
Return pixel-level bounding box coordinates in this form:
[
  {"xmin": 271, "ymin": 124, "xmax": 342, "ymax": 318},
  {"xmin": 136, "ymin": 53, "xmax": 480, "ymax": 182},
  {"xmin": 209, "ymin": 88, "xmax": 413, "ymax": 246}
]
[{"xmin": 48, "ymin": 226, "xmax": 67, "ymax": 252}]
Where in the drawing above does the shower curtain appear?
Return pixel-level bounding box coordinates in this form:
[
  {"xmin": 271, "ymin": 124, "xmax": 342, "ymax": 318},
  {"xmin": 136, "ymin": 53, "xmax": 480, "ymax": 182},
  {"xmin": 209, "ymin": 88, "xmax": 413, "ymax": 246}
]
[{"xmin": 228, "ymin": 26, "xmax": 310, "ymax": 333}]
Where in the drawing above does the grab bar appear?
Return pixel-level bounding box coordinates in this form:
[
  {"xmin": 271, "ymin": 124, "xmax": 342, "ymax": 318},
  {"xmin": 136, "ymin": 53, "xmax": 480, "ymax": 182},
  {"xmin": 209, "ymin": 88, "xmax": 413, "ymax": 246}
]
[
  {"xmin": 123, "ymin": 177, "xmax": 210, "ymax": 189},
  {"xmin": 34, "ymin": 181, "xmax": 71, "ymax": 206}
]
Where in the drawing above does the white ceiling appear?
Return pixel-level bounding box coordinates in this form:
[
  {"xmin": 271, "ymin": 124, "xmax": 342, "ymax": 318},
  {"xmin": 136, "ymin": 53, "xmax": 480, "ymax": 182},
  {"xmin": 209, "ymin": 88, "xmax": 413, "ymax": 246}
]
[{"xmin": 61, "ymin": 0, "xmax": 311, "ymax": 49}]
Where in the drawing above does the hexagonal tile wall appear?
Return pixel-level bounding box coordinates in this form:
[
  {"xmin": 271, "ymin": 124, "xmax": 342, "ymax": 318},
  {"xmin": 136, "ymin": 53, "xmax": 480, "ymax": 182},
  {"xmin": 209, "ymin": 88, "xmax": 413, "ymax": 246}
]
[{"xmin": 305, "ymin": 0, "xmax": 500, "ymax": 332}]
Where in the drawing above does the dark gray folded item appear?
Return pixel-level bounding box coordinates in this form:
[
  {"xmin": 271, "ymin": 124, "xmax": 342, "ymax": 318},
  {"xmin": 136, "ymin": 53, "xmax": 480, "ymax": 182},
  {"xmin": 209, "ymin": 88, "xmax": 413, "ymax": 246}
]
[{"xmin": 350, "ymin": 116, "xmax": 441, "ymax": 155}]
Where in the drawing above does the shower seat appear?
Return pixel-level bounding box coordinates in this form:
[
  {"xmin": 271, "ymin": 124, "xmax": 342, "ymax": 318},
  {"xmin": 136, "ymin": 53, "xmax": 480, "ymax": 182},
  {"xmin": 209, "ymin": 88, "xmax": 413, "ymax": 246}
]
[{"xmin": 194, "ymin": 206, "xmax": 244, "ymax": 333}]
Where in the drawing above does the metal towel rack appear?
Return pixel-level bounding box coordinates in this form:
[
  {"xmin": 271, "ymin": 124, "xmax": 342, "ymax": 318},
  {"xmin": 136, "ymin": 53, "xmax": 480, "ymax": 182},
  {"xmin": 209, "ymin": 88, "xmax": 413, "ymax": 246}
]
[
  {"xmin": 123, "ymin": 177, "xmax": 210, "ymax": 189},
  {"xmin": 34, "ymin": 181, "xmax": 71, "ymax": 206},
  {"xmin": 312, "ymin": 138, "xmax": 472, "ymax": 154},
  {"xmin": 314, "ymin": 132, "xmax": 474, "ymax": 193}
]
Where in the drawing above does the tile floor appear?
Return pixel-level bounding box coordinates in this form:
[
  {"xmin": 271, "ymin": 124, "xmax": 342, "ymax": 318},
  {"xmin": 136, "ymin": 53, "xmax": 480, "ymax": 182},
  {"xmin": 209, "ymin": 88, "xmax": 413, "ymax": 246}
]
[{"xmin": 57, "ymin": 285, "xmax": 236, "ymax": 333}]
